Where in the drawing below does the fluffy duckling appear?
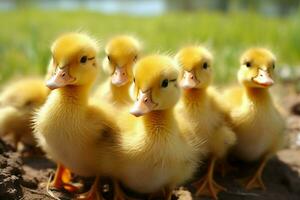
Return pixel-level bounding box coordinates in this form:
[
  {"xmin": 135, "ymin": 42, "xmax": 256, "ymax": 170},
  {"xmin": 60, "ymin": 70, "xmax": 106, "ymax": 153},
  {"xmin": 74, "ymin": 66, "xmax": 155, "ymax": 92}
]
[
  {"xmin": 0, "ymin": 77, "xmax": 49, "ymax": 149},
  {"xmin": 175, "ymin": 46, "xmax": 236, "ymax": 199},
  {"xmin": 115, "ymin": 55, "xmax": 199, "ymax": 200},
  {"xmin": 34, "ymin": 33, "xmax": 122, "ymax": 199},
  {"xmin": 222, "ymin": 48, "xmax": 285, "ymax": 190},
  {"xmin": 94, "ymin": 35, "xmax": 141, "ymax": 107}
]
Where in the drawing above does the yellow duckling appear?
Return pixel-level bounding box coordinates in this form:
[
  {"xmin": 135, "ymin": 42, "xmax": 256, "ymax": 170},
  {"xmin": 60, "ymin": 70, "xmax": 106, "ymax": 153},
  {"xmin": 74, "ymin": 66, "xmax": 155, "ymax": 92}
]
[
  {"xmin": 115, "ymin": 55, "xmax": 199, "ymax": 200},
  {"xmin": 175, "ymin": 46, "xmax": 236, "ymax": 199},
  {"xmin": 94, "ymin": 35, "xmax": 141, "ymax": 107},
  {"xmin": 222, "ymin": 48, "xmax": 285, "ymax": 190},
  {"xmin": 34, "ymin": 33, "xmax": 122, "ymax": 199},
  {"xmin": 0, "ymin": 77, "xmax": 49, "ymax": 149}
]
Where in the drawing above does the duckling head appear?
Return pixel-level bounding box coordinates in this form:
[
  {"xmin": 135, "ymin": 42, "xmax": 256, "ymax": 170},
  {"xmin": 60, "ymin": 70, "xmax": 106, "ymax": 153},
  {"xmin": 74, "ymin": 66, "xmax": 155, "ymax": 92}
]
[
  {"xmin": 130, "ymin": 55, "xmax": 179, "ymax": 117},
  {"xmin": 46, "ymin": 33, "xmax": 99, "ymax": 90},
  {"xmin": 103, "ymin": 35, "xmax": 141, "ymax": 87},
  {"xmin": 175, "ymin": 46, "xmax": 213, "ymax": 90},
  {"xmin": 238, "ymin": 48, "xmax": 276, "ymax": 89}
]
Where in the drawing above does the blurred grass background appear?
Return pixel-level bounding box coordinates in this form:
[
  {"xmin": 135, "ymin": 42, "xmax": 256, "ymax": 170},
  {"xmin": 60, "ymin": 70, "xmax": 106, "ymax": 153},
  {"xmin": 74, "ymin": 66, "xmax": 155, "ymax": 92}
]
[{"xmin": 0, "ymin": 3, "xmax": 300, "ymax": 84}]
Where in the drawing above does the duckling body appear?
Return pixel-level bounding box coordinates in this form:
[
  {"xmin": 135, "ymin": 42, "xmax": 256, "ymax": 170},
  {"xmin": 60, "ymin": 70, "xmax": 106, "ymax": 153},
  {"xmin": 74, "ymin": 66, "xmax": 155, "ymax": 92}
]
[
  {"xmin": 175, "ymin": 46, "xmax": 236, "ymax": 199},
  {"xmin": 115, "ymin": 55, "xmax": 199, "ymax": 198},
  {"xmin": 222, "ymin": 48, "xmax": 285, "ymax": 190},
  {"xmin": 35, "ymin": 88, "xmax": 119, "ymax": 176},
  {"xmin": 119, "ymin": 110, "xmax": 196, "ymax": 193},
  {"xmin": 0, "ymin": 77, "xmax": 49, "ymax": 148},
  {"xmin": 177, "ymin": 88, "xmax": 235, "ymax": 159},
  {"xmin": 94, "ymin": 35, "xmax": 141, "ymax": 107},
  {"xmin": 225, "ymin": 88, "xmax": 284, "ymax": 161}
]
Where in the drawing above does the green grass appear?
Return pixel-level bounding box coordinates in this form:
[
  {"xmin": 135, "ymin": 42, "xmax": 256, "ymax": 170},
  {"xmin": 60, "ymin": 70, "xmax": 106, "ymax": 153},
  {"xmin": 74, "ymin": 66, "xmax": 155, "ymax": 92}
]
[{"xmin": 0, "ymin": 9, "xmax": 299, "ymax": 84}]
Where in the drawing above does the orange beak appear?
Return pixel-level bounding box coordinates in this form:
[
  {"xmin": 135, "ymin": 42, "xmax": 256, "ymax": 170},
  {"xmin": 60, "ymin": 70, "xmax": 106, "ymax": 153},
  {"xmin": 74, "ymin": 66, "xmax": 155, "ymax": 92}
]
[
  {"xmin": 179, "ymin": 70, "xmax": 199, "ymax": 89},
  {"xmin": 252, "ymin": 68, "xmax": 274, "ymax": 87},
  {"xmin": 130, "ymin": 90, "xmax": 157, "ymax": 117},
  {"xmin": 46, "ymin": 67, "xmax": 76, "ymax": 90},
  {"xmin": 111, "ymin": 67, "xmax": 129, "ymax": 87}
]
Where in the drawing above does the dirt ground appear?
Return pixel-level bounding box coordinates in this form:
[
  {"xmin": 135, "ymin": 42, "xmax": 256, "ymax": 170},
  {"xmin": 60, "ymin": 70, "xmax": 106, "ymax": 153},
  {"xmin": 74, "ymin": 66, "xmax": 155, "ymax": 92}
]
[{"xmin": 1, "ymin": 86, "xmax": 300, "ymax": 200}]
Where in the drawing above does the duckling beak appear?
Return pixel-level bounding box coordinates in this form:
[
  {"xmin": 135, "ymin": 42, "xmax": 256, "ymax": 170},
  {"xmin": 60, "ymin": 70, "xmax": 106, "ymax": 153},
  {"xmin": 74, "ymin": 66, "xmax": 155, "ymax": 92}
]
[
  {"xmin": 179, "ymin": 70, "xmax": 199, "ymax": 89},
  {"xmin": 111, "ymin": 67, "xmax": 129, "ymax": 87},
  {"xmin": 46, "ymin": 67, "xmax": 75, "ymax": 90},
  {"xmin": 252, "ymin": 68, "xmax": 274, "ymax": 87},
  {"xmin": 130, "ymin": 90, "xmax": 157, "ymax": 117}
]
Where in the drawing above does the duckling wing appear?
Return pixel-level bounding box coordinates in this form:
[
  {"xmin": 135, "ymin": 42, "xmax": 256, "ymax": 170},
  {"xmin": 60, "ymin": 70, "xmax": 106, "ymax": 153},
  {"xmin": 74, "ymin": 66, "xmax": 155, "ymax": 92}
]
[{"xmin": 87, "ymin": 104, "xmax": 120, "ymax": 137}]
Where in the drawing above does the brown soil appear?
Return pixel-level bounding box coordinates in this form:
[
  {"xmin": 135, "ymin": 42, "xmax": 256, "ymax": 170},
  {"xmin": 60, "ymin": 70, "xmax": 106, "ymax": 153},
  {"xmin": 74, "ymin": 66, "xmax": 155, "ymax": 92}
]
[{"xmin": 1, "ymin": 89, "xmax": 300, "ymax": 200}]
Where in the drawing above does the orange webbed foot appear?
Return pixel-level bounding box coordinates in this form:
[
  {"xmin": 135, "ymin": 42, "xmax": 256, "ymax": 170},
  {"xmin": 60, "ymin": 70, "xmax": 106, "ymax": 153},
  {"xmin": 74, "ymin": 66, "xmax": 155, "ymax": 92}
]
[
  {"xmin": 61, "ymin": 168, "xmax": 82, "ymax": 192},
  {"xmin": 193, "ymin": 175, "xmax": 226, "ymax": 200},
  {"xmin": 245, "ymin": 174, "xmax": 266, "ymax": 191},
  {"xmin": 50, "ymin": 164, "xmax": 82, "ymax": 193},
  {"xmin": 244, "ymin": 158, "xmax": 267, "ymax": 191},
  {"xmin": 193, "ymin": 157, "xmax": 226, "ymax": 200},
  {"xmin": 49, "ymin": 164, "xmax": 64, "ymax": 190}
]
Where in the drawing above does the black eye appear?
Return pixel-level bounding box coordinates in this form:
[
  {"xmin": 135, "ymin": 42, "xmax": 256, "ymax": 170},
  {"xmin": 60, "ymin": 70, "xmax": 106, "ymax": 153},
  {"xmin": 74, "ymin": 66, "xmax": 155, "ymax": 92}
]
[
  {"xmin": 203, "ymin": 62, "xmax": 208, "ymax": 69},
  {"xmin": 80, "ymin": 56, "xmax": 87, "ymax": 64},
  {"xmin": 133, "ymin": 55, "xmax": 138, "ymax": 62},
  {"xmin": 161, "ymin": 79, "xmax": 169, "ymax": 88},
  {"xmin": 107, "ymin": 55, "xmax": 111, "ymax": 62},
  {"xmin": 245, "ymin": 62, "xmax": 251, "ymax": 67},
  {"xmin": 133, "ymin": 78, "xmax": 135, "ymax": 83},
  {"xmin": 272, "ymin": 63, "xmax": 275, "ymax": 69}
]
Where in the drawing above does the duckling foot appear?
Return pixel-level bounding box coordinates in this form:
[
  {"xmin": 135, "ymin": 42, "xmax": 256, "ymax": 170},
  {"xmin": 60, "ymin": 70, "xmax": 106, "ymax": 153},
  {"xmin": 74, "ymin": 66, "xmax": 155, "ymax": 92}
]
[
  {"xmin": 193, "ymin": 158, "xmax": 226, "ymax": 200},
  {"xmin": 245, "ymin": 159, "xmax": 267, "ymax": 191},
  {"xmin": 63, "ymin": 182, "xmax": 83, "ymax": 193},
  {"xmin": 76, "ymin": 176, "xmax": 103, "ymax": 200},
  {"xmin": 50, "ymin": 164, "xmax": 82, "ymax": 193},
  {"xmin": 245, "ymin": 175, "xmax": 266, "ymax": 191},
  {"xmin": 193, "ymin": 175, "xmax": 226, "ymax": 200},
  {"xmin": 50, "ymin": 164, "xmax": 65, "ymax": 189},
  {"xmin": 61, "ymin": 167, "xmax": 82, "ymax": 192}
]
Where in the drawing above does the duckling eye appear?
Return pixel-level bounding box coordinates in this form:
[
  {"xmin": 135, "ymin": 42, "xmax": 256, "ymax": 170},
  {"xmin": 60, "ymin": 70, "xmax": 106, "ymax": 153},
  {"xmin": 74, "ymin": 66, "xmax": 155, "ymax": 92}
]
[
  {"xmin": 245, "ymin": 62, "xmax": 251, "ymax": 68},
  {"xmin": 133, "ymin": 78, "xmax": 135, "ymax": 83},
  {"xmin": 203, "ymin": 62, "xmax": 208, "ymax": 69},
  {"xmin": 133, "ymin": 55, "xmax": 138, "ymax": 62},
  {"xmin": 107, "ymin": 55, "xmax": 111, "ymax": 62},
  {"xmin": 80, "ymin": 56, "xmax": 87, "ymax": 64},
  {"xmin": 161, "ymin": 79, "xmax": 169, "ymax": 88},
  {"xmin": 272, "ymin": 63, "xmax": 275, "ymax": 69}
]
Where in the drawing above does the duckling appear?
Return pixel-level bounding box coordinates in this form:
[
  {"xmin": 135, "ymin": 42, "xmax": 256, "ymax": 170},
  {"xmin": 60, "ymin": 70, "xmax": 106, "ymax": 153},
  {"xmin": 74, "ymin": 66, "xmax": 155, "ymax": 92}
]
[
  {"xmin": 0, "ymin": 77, "xmax": 49, "ymax": 149},
  {"xmin": 175, "ymin": 46, "xmax": 236, "ymax": 199},
  {"xmin": 115, "ymin": 55, "xmax": 199, "ymax": 200},
  {"xmin": 94, "ymin": 35, "xmax": 141, "ymax": 107},
  {"xmin": 222, "ymin": 48, "xmax": 285, "ymax": 190},
  {"xmin": 33, "ymin": 33, "xmax": 122, "ymax": 199}
]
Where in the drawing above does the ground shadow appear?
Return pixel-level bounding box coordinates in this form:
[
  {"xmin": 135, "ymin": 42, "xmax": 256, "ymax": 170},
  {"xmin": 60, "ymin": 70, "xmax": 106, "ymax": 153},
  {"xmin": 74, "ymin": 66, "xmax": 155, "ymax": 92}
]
[{"xmin": 183, "ymin": 156, "xmax": 300, "ymax": 200}]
